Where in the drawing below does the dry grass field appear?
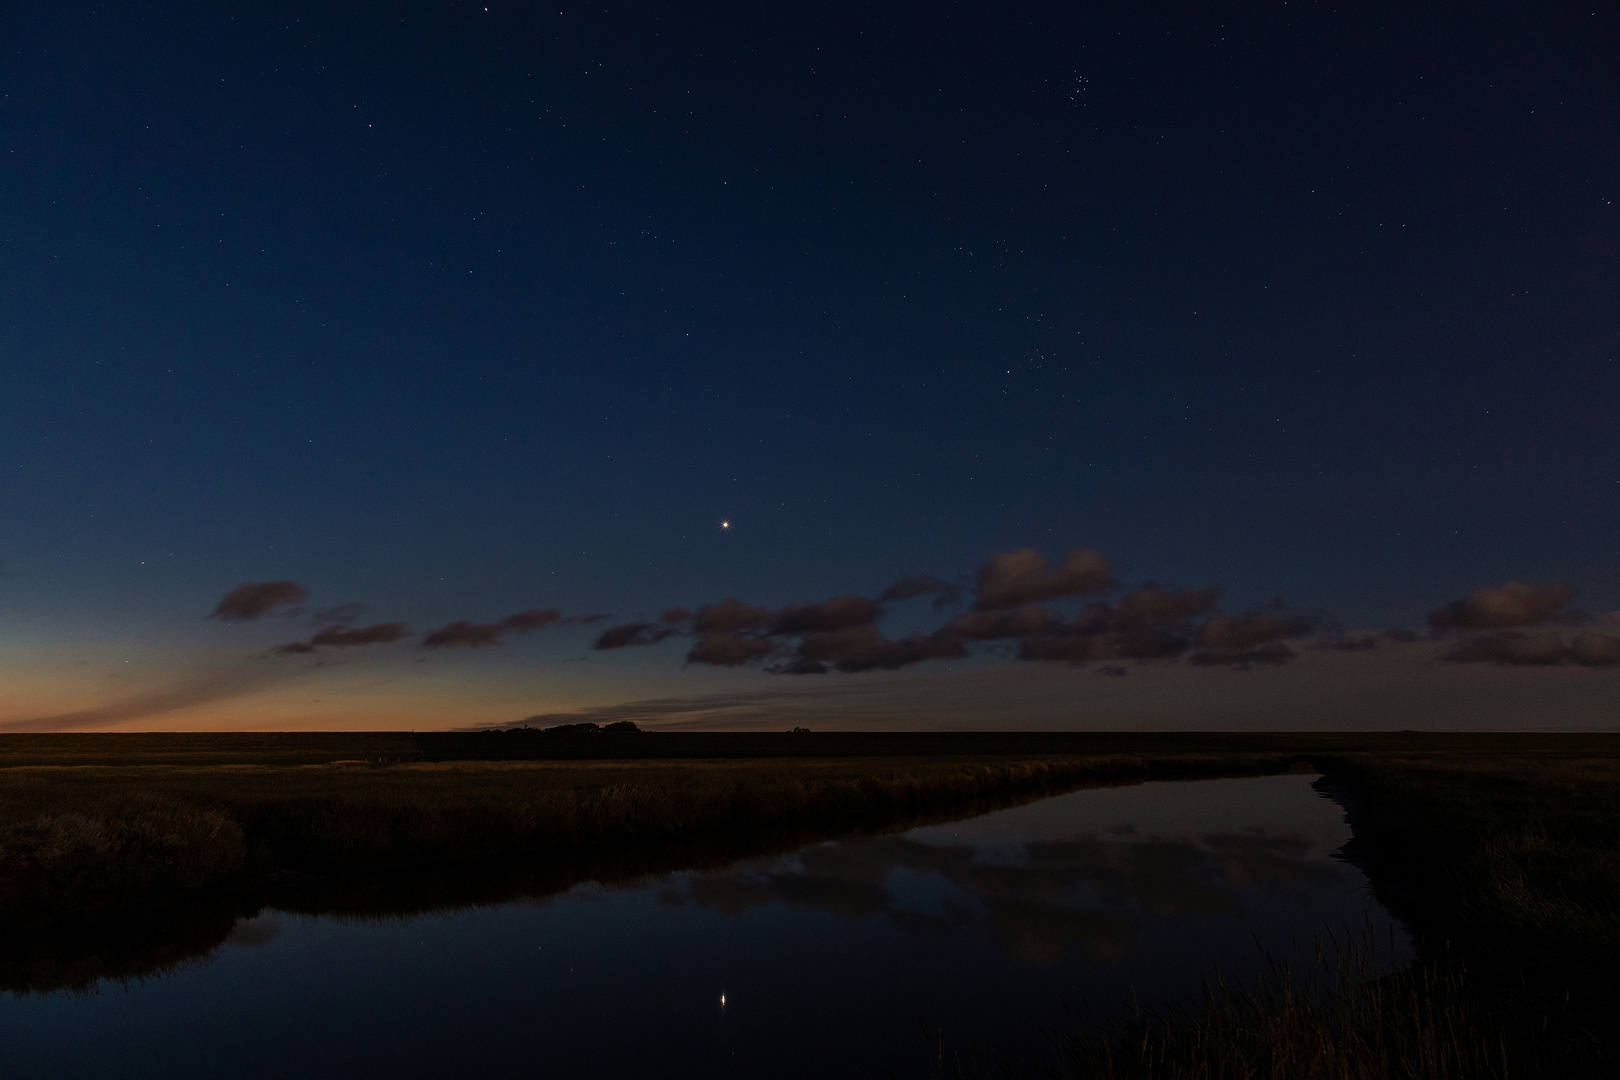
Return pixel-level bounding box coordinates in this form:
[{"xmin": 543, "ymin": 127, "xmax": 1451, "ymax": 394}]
[{"xmin": 0, "ymin": 736, "xmax": 1312, "ymax": 923}]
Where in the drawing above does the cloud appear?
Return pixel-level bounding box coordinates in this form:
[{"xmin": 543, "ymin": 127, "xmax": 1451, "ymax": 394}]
[
  {"xmin": 1196, "ymin": 612, "xmax": 1316, "ymax": 651},
  {"xmin": 683, "ymin": 615, "xmax": 959, "ymax": 676},
  {"xmin": 420, "ymin": 621, "xmax": 502, "ymax": 648},
  {"xmin": 771, "ymin": 657, "xmax": 832, "ymax": 675},
  {"xmin": 948, "ymin": 587, "xmax": 1219, "ymax": 650},
  {"xmin": 1317, "ymin": 634, "xmax": 1380, "ymax": 651},
  {"xmin": 794, "ymin": 624, "xmax": 967, "ymax": 673},
  {"xmin": 1429, "ymin": 582, "xmax": 1575, "ymax": 631},
  {"xmin": 1185, "ymin": 612, "xmax": 1314, "ymax": 667},
  {"xmin": 880, "ymin": 575, "xmax": 963, "ymax": 607},
  {"xmin": 1011, "ymin": 634, "xmax": 1103, "ymax": 663},
  {"xmin": 422, "ymin": 609, "xmax": 562, "ymax": 648},
  {"xmin": 941, "ymin": 604, "xmax": 1062, "ymax": 641},
  {"xmin": 1573, "ymin": 633, "xmax": 1620, "ymax": 667},
  {"xmin": 273, "ymin": 620, "xmax": 412, "ymax": 654},
  {"xmin": 270, "ymin": 641, "xmax": 318, "ymax": 655},
  {"xmin": 1018, "ymin": 627, "xmax": 1193, "ymax": 663},
  {"xmin": 675, "ymin": 593, "xmax": 888, "ymax": 665},
  {"xmin": 206, "ymin": 549, "xmax": 1615, "ymax": 688},
  {"xmin": 767, "ymin": 594, "xmax": 882, "ymax": 635},
  {"xmin": 0, "ymin": 667, "xmax": 292, "ymax": 731},
  {"xmin": 686, "ymin": 633, "xmax": 776, "ymax": 667},
  {"xmin": 1442, "ymin": 629, "xmax": 1620, "ymax": 667},
  {"xmin": 1113, "ymin": 584, "xmax": 1221, "ymax": 628},
  {"xmin": 975, "ymin": 548, "xmax": 1112, "ymax": 609},
  {"xmin": 594, "ymin": 622, "xmax": 679, "ymax": 650},
  {"xmin": 311, "ymin": 603, "xmax": 366, "ymax": 627},
  {"xmin": 664, "ymin": 564, "xmax": 1220, "ymax": 675},
  {"xmin": 1004, "ymin": 585, "xmax": 1219, "ymax": 665},
  {"xmin": 1443, "ymin": 631, "xmax": 1567, "ymax": 665},
  {"xmin": 1188, "ymin": 641, "xmax": 1296, "ymax": 667},
  {"xmin": 210, "ymin": 581, "xmax": 308, "ymax": 621},
  {"xmin": 692, "ymin": 598, "xmax": 775, "ymax": 634},
  {"xmin": 501, "ymin": 609, "xmax": 563, "ymax": 632},
  {"xmin": 308, "ymin": 622, "xmax": 411, "ymax": 647},
  {"xmin": 414, "ymin": 621, "xmax": 495, "ymax": 647}
]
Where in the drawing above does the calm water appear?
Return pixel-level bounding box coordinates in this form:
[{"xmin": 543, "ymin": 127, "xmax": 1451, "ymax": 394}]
[{"xmin": 0, "ymin": 775, "xmax": 1405, "ymax": 1078}]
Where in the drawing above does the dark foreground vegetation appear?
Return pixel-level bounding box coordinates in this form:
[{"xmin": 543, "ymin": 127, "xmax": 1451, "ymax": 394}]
[
  {"xmin": 0, "ymin": 730, "xmax": 1325, "ymax": 926},
  {"xmin": 1046, "ymin": 742, "xmax": 1620, "ymax": 1080},
  {"xmin": 1054, "ymin": 935, "xmax": 1509, "ymax": 1080},
  {"xmin": 0, "ymin": 783, "xmax": 1097, "ymax": 996},
  {"xmin": 2, "ymin": 731, "xmax": 1618, "ymax": 1076}
]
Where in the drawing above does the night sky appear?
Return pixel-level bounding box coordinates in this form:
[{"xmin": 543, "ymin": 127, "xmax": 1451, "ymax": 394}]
[{"xmin": 3, "ymin": 2, "xmax": 1618, "ymax": 730}]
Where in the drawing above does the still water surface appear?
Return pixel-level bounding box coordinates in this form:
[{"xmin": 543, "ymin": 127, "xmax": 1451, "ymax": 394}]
[{"xmin": 1, "ymin": 774, "xmax": 1404, "ymax": 1078}]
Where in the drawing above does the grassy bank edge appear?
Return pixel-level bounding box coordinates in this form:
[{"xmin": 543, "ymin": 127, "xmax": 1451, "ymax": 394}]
[
  {"xmin": 0, "ymin": 752, "xmax": 1303, "ymax": 927},
  {"xmin": 1055, "ymin": 749, "xmax": 1620, "ymax": 1079}
]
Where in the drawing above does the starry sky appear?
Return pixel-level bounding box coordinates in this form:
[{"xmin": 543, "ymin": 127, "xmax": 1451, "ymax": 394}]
[{"xmin": 2, "ymin": 2, "xmax": 1618, "ymax": 730}]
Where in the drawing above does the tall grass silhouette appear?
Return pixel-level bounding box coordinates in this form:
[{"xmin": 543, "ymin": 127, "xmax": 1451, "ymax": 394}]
[{"xmin": 1056, "ymin": 929, "xmax": 1507, "ymax": 1080}]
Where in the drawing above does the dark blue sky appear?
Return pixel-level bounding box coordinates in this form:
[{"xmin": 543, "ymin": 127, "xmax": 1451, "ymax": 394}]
[{"xmin": 2, "ymin": 2, "xmax": 1618, "ymax": 727}]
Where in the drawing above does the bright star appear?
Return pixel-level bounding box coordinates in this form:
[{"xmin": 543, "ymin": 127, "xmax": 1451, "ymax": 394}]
[{"xmin": 720, "ymin": 520, "xmax": 730, "ymax": 530}]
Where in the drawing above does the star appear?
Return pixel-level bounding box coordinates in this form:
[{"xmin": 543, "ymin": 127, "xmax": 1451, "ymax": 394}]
[{"xmin": 720, "ymin": 520, "xmax": 731, "ymax": 530}]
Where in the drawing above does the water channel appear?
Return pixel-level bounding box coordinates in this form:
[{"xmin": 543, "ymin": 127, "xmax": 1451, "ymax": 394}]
[{"xmin": 0, "ymin": 773, "xmax": 1406, "ymax": 1078}]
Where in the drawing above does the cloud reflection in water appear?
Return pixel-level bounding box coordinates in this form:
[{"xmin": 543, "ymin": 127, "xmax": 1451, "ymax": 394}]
[{"xmin": 657, "ymin": 829, "xmax": 1339, "ymax": 966}]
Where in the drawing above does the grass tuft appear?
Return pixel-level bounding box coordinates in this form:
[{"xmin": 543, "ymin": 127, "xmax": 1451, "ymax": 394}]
[{"xmin": 0, "ymin": 795, "xmax": 246, "ymax": 915}]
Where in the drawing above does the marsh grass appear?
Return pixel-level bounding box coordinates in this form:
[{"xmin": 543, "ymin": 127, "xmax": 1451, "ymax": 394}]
[
  {"xmin": 1323, "ymin": 752, "xmax": 1620, "ymax": 1073},
  {"xmin": 1, "ymin": 754, "xmax": 1296, "ymax": 923},
  {"xmin": 1053, "ymin": 935, "xmax": 1508, "ymax": 1080},
  {"xmin": 0, "ymin": 793, "xmax": 247, "ymax": 917},
  {"xmin": 903, "ymin": 936, "xmax": 1508, "ymax": 1080},
  {"xmin": 3, "ymin": 776, "xmax": 1156, "ymax": 996}
]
